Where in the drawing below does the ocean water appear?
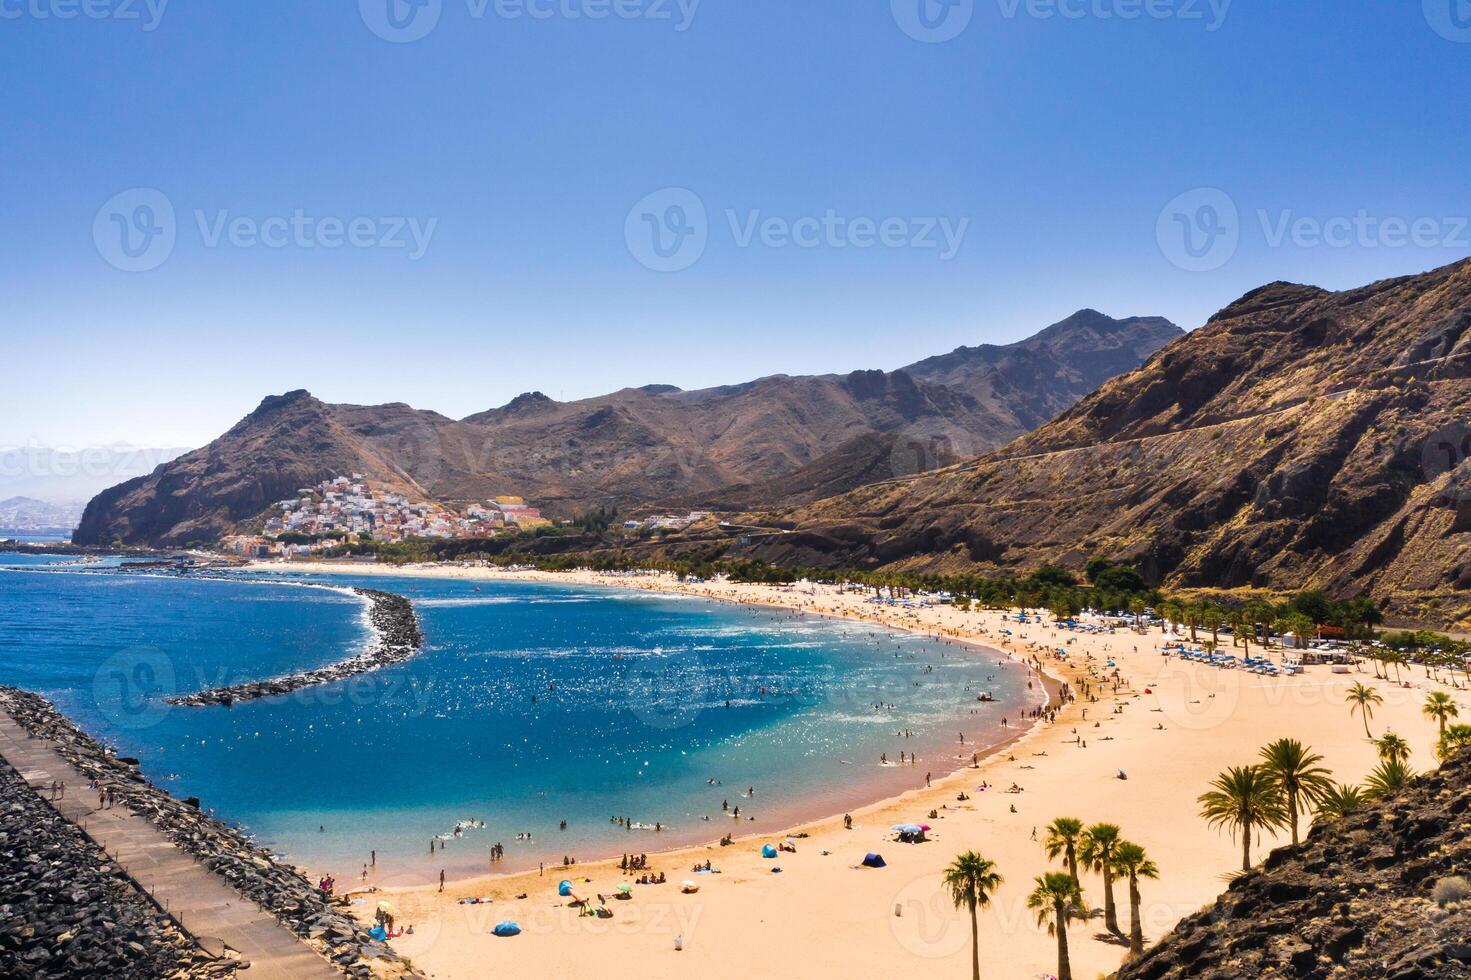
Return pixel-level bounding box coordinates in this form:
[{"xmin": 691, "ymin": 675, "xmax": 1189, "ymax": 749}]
[{"xmin": 0, "ymin": 557, "xmax": 1041, "ymax": 882}]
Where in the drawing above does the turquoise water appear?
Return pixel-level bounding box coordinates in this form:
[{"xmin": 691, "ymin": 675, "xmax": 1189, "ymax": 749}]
[{"xmin": 0, "ymin": 557, "xmax": 1040, "ymax": 882}]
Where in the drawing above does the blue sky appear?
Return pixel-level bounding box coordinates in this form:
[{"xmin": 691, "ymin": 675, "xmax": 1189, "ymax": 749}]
[{"xmin": 3, "ymin": 0, "xmax": 1469, "ymax": 447}]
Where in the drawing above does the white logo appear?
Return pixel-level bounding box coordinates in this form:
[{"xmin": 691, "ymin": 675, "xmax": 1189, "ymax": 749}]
[
  {"xmin": 1424, "ymin": 0, "xmax": 1471, "ymax": 42},
  {"xmin": 1157, "ymin": 187, "xmax": 1239, "ymax": 272},
  {"xmin": 360, "ymin": 0, "xmax": 443, "ymax": 43},
  {"xmin": 93, "ymin": 188, "xmax": 176, "ymax": 272},
  {"xmin": 94, "ymin": 647, "xmax": 176, "ymax": 730},
  {"xmin": 892, "ymin": 0, "xmax": 974, "ymax": 43},
  {"xmin": 625, "ymin": 188, "xmax": 709, "ymax": 273}
]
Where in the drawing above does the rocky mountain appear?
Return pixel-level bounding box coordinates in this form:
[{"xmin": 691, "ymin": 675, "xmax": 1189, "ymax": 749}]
[
  {"xmin": 73, "ymin": 312, "xmax": 1180, "ymax": 547},
  {"xmin": 734, "ymin": 258, "xmax": 1471, "ymax": 624},
  {"xmin": 1114, "ymin": 752, "xmax": 1471, "ymax": 980}
]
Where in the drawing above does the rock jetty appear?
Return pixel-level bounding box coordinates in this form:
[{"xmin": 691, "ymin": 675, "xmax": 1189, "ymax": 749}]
[
  {"xmin": 1114, "ymin": 751, "xmax": 1471, "ymax": 980},
  {"xmin": 0, "ymin": 753, "xmax": 231, "ymax": 979},
  {"xmin": 169, "ymin": 588, "xmax": 423, "ymax": 707},
  {"xmin": 0, "ymin": 687, "xmax": 424, "ymax": 980}
]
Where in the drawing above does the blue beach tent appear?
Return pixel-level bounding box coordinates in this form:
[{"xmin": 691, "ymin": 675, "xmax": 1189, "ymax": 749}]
[
  {"xmin": 761, "ymin": 844, "xmax": 778, "ymax": 859},
  {"xmin": 493, "ymin": 921, "xmax": 522, "ymax": 938},
  {"xmin": 862, "ymin": 853, "xmax": 887, "ymax": 868},
  {"xmin": 558, "ymin": 880, "xmax": 574, "ymax": 897}
]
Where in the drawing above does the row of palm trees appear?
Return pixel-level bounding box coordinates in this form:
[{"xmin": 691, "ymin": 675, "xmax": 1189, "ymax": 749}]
[
  {"xmin": 941, "ymin": 820, "xmax": 1160, "ymax": 980},
  {"xmin": 1198, "ymin": 731, "xmax": 1441, "ymax": 874},
  {"xmin": 937, "ymin": 694, "xmax": 1469, "ymax": 980}
]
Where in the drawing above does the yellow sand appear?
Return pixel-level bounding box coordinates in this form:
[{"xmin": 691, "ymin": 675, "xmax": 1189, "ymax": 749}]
[{"xmin": 252, "ymin": 560, "xmax": 1465, "ymax": 980}]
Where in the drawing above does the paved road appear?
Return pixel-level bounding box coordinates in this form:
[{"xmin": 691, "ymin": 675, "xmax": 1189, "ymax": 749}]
[{"xmin": 0, "ymin": 711, "xmax": 340, "ymax": 980}]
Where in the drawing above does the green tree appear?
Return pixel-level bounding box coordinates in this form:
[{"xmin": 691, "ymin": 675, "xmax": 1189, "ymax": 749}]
[
  {"xmin": 1028, "ymin": 872, "xmax": 1083, "ymax": 980},
  {"xmin": 1078, "ymin": 822, "xmax": 1124, "ymax": 934},
  {"xmin": 1438, "ymin": 724, "xmax": 1471, "ymax": 762},
  {"xmin": 1424, "ymin": 691, "xmax": 1459, "ymax": 737},
  {"xmin": 1345, "ymin": 682, "xmax": 1383, "ymax": 739},
  {"xmin": 1315, "ymin": 783, "xmax": 1366, "ymax": 820},
  {"xmin": 1198, "ymin": 765, "xmax": 1286, "ymax": 872},
  {"xmin": 1042, "ymin": 817, "xmax": 1086, "ymax": 901},
  {"xmin": 1258, "ymin": 738, "xmax": 1334, "ymax": 846},
  {"xmin": 1375, "ymin": 731, "xmax": 1411, "ymax": 766},
  {"xmin": 1364, "ymin": 759, "xmax": 1415, "ymax": 801},
  {"xmin": 941, "ymin": 852, "xmax": 1004, "ymax": 980},
  {"xmin": 1111, "ymin": 841, "xmax": 1159, "ymax": 956}
]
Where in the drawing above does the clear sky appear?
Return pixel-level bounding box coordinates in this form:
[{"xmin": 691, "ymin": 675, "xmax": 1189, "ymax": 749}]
[{"xmin": 3, "ymin": 0, "xmax": 1469, "ymax": 448}]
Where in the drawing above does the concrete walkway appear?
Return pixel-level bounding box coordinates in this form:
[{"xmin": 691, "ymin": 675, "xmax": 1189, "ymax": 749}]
[{"xmin": 0, "ymin": 711, "xmax": 340, "ymax": 980}]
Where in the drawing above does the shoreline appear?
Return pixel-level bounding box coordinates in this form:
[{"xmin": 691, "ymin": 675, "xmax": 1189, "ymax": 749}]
[
  {"xmin": 248, "ymin": 560, "xmax": 1064, "ymax": 880},
  {"xmin": 240, "ymin": 559, "xmax": 1471, "ymax": 980}
]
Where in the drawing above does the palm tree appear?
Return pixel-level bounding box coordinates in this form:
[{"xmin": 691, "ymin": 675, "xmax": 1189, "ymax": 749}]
[
  {"xmin": 1111, "ymin": 841, "xmax": 1159, "ymax": 956},
  {"xmin": 1424, "ymin": 691, "xmax": 1459, "ymax": 737},
  {"xmin": 1078, "ymin": 822, "xmax": 1124, "ymax": 933},
  {"xmin": 1028, "ymin": 872, "xmax": 1083, "ymax": 980},
  {"xmin": 942, "ymin": 852, "xmax": 1004, "ymax": 980},
  {"xmin": 1375, "ymin": 731, "xmax": 1411, "ymax": 766},
  {"xmin": 1346, "ymin": 682, "xmax": 1383, "ymax": 739},
  {"xmin": 1438, "ymin": 723, "xmax": 1471, "ymax": 762},
  {"xmin": 1198, "ymin": 765, "xmax": 1286, "ymax": 872},
  {"xmin": 1042, "ymin": 817, "xmax": 1086, "ymax": 900},
  {"xmin": 1364, "ymin": 759, "xmax": 1415, "ymax": 800},
  {"xmin": 1258, "ymin": 738, "xmax": 1334, "ymax": 846},
  {"xmin": 1316, "ymin": 782, "xmax": 1366, "ymax": 819}
]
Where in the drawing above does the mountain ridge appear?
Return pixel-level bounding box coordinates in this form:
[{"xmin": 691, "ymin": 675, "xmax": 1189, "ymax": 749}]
[
  {"xmin": 729, "ymin": 258, "xmax": 1471, "ymax": 624},
  {"xmin": 73, "ymin": 311, "xmax": 1182, "ymax": 547}
]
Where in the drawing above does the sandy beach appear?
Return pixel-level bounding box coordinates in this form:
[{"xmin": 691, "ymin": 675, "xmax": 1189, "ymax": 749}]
[{"xmin": 251, "ymin": 560, "xmax": 1466, "ymax": 980}]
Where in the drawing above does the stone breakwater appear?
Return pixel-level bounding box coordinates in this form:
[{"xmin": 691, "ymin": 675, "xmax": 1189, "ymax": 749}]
[
  {"xmin": 0, "ymin": 754, "xmax": 230, "ymax": 979},
  {"xmin": 0, "ymin": 687, "xmax": 424, "ymax": 980},
  {"xmin": 169, "ymin": 587, "xmax": 423, "ymax": 707}
]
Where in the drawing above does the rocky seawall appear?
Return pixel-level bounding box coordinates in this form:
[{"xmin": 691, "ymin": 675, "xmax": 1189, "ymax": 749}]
[
  {"xmin": 0, "ymin": 687, "xmax": 423, "ymax": 980},
  {"xmin": 0, "ymin": 753, "xmax": 229, "ymax": 979},
  {"xmin": 1114, "ymin": 751, "xmax": 1471, "ymax": 980},
  {"xmin": 169, "ymin": 588, "xmax": 423, "ymax": 707}
]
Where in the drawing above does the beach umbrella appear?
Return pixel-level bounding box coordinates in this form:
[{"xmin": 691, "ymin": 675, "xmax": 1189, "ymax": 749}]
[
  {"xmin": 558, "ymin": 880, "xmax": 574, "ymax": 897},
  {"xmin": 617, "ymin": 883, "xmax": 633, "ymax": 893}
]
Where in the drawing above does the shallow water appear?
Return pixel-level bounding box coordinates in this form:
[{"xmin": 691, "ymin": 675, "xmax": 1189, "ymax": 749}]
[{"xmin": 0, "ymin": 558, "xmax": 1041, "ymax": 881}]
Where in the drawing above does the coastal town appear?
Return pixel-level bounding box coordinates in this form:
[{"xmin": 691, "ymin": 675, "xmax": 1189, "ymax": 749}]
[{"xmin": 219, "ymin": 476, "xmax": 551, "ymax": 558}]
